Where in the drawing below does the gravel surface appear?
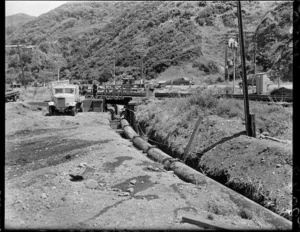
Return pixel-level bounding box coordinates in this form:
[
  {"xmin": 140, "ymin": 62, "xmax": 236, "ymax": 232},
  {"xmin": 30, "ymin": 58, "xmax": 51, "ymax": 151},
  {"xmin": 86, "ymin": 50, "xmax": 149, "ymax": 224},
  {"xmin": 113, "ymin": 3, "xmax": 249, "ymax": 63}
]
[{"xmin": 5, "ymin": 101, "xmax": 279, "ymax": 230}]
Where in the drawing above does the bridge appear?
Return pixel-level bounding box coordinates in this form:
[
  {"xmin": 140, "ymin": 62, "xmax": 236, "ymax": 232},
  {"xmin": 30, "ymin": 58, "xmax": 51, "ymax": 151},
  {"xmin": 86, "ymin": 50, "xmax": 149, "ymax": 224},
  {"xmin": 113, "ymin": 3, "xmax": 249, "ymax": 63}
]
[
  {"xmin": 83, "ymin": 84, "xmax": 147, "ymax": 100},
  {"xmin": 80, "ymin": 83, "xmax": 148, "ymax": 115}
]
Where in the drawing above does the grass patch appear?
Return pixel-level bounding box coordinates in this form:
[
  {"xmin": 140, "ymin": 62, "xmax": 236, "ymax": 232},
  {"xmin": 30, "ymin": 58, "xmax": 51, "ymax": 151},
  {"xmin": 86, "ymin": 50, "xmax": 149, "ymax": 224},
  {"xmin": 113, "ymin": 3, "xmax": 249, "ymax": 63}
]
[{"xmin": 136, "ymin": 89, "xmax": 292, "ymax": 143}]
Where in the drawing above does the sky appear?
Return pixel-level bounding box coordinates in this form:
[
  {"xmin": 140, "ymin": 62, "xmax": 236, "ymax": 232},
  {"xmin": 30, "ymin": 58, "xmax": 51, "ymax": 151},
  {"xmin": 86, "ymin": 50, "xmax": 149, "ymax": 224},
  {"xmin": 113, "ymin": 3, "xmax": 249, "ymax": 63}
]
[{"xmin": 5, "ymin": 1, "xmax": 69, "ymax": 17}]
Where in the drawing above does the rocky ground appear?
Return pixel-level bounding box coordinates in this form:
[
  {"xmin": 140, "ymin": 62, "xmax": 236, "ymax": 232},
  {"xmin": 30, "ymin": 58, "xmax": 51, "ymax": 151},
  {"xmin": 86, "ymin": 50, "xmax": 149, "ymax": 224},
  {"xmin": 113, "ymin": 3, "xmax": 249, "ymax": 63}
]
[{"xmin": 5, "ymin": 101, "xmax": 278, "ymax": 230}]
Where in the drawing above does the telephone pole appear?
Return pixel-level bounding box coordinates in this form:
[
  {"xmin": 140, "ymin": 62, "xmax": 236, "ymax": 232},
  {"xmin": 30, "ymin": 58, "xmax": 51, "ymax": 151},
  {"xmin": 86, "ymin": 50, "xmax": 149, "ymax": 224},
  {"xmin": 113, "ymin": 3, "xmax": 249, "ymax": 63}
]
[
  {"xmin": 237, "ymin": 0, "xmax": 255, "ymax": 137},
  {"xmin": 17, "ymin": 45, "xmax": 26, "ymax": 89},
  {"xmin": 6, "ymin": 44, "xmax": 35, "ymax": 90},
  {"xmin": 253, "ymin": 35, "xmax": 257, "ymax": 92},
  {"xmin": 113, "ymin": 50, "xmax": 116, "ymax": 85},
  {"xmin": 141, "ymin": 56, "xmax": 143, "ymax": 82},
  {"xmin": 233, "ymin": 46, "xmax": 236, "ymax": 93},
  {"xmin": 224, "ymin": 36, "xmax": 228, "ymax": 84}
]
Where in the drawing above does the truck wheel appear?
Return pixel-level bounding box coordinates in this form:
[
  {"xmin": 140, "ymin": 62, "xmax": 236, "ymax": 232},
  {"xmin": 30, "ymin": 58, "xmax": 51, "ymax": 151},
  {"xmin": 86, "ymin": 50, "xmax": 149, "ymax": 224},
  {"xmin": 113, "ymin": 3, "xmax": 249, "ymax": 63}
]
[
  {"xmin": 49, "ymin": 106, "xmax": 54, "ymax": 116},
  {"xmin": 71, "ymin": 107, "xmax": 77, "ymax": 116}
]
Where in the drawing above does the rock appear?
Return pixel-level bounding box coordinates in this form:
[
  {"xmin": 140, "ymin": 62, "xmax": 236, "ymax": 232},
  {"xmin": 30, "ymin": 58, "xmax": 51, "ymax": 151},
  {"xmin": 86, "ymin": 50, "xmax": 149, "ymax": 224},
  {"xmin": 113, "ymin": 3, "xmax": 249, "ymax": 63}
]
[
  {"xmin": 41, "ymin": 193, "xmax": 47, "ymax": 199},
  {"xmin": 52, "ymin": 186, "xmax": 56, "ymax": 190},
  {"xmin": 118, "ymin": 192, "xmax": 130, "ymax": 197},
  {"xmin": 147, "ymin": 166, "xmax": 155, "ymax": 171},
  {"xmin": 207, "ymin": 214, "xmax": 214, "ymax": 220},
  {"xmin": 85, "ymin": 179, "xmax": 98, "ymax": 189},
  {"xmin": 69, "ymin": 173, "xmax": 84, "ymax": 181},
  {"xmin": 167, "ymin": 171, "xmax": 174, "ymax": 175},
  {"xmin": 78, "ymin": 162, "xmax": 87, "ymax": 168},
  {"xmin": 262, "ymin": 131, "xmax": 269, "ymax": 136},
  {"xmin": 130, "ymin": 179, "xmax": 137, "ymax": 185},
  {"xmin": 154, "ymin": 168, "xmax": 159, "ymax": 171},
  {"xmin": 276, "ymin": 164, "xmax": 282, "ymax": 168},
  {"xmin": 127, "ymin": 188, "xmax": 134, "ymax": 194}
]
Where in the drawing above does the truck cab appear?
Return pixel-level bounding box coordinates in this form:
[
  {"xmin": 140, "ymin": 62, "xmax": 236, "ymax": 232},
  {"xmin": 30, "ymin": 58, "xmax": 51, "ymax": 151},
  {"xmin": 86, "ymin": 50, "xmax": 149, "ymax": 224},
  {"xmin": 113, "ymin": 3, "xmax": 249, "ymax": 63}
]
[{"xmin": 48, "ymin": 84, "xmax": 85, "ymax": 116}]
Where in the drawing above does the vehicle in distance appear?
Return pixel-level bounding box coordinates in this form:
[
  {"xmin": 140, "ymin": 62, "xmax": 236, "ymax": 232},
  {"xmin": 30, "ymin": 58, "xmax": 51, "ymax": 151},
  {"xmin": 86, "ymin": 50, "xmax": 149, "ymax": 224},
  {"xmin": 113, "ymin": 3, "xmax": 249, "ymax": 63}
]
[
  {"xmin": 165, "ymin": 77, "xmax": 194, "ymax": 86},
  {"xmin": 5, "ymin": 84, "xmax": 20, "ymax": 102}
]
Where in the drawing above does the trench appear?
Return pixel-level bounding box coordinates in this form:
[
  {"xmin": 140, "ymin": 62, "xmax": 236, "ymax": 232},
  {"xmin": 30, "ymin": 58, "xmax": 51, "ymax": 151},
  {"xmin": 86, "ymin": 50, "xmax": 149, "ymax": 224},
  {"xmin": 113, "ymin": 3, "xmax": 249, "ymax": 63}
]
[{"xmin": 134, "ymin": 121, "xmax": 291, "ymax": 221}]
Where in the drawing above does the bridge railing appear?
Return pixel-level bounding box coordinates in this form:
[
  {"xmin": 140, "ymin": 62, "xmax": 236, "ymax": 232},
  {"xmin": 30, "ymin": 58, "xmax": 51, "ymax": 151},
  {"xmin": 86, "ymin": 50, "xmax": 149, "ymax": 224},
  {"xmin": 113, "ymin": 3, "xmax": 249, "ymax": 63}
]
[{"xmin": 85, "ymin": 84, "xmax": 146, "ymax": 99}]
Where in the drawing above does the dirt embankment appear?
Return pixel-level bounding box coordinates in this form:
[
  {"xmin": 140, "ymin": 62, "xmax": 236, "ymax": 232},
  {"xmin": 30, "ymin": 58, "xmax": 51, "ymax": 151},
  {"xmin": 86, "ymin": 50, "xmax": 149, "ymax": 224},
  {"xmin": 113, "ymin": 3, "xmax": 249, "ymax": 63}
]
[
  {"xmin": 6, "ymin": 101, "xmax": 278, "ymax": 230},
  {"xmin": 135, "ymin": 102, "xmax": 292, "ymax": 221}
]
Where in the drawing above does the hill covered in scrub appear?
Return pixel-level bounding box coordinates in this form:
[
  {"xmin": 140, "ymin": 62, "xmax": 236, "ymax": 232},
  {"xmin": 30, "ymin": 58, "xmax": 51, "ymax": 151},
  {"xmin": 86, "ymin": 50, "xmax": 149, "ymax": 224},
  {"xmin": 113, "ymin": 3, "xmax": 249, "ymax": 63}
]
[
  {"xmin": 5, "ymin": 1, "xmax": 293, "ymax": 85},
  {"xmin": 5, "ymin": 13, "xmax": 36, "ymax": 40}
]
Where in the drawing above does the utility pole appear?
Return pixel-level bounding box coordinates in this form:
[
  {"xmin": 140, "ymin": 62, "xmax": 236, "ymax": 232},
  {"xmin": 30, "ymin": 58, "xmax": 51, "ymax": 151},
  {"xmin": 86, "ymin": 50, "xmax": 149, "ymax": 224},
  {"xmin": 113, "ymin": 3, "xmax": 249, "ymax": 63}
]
[
  {"xmin": 253, "ymin": 35, "xmax": 256, "ymax": 92},
  {"xmin": 113, "ymin": 52, "xmax": 116, "ymax": 85},
  {"xmin": 6, "ymin": 44, "xmax": 35, "ymax": 89},
  {"xmin": 141, "ymin": 56, "xmax": 143, "ymax": 82},
  {"xmin": 17, "ymin": 45, "xmax": 26, "ymax": 89},
  {"xmin": 237, "ymin": 0, "xmax": 255, "ymax": 137},
  {"xmin": 278, "ymin": 68, "xmax": 280, "ymax": 88},
  {"xmin": 224, "ymin": 36, "xmax": 228, "ymax": 84},
  {"xmin": 233, "ymin": 47, "xmax": 236, "ymax": 94}
]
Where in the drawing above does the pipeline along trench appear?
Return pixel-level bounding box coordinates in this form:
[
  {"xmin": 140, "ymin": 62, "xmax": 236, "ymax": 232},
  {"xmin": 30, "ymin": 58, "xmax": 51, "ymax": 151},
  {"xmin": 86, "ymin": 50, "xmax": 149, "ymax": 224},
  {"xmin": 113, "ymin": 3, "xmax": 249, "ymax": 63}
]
[{"xmin": 114, "ymin": 102, "xmax": 292, "ymax": 226}]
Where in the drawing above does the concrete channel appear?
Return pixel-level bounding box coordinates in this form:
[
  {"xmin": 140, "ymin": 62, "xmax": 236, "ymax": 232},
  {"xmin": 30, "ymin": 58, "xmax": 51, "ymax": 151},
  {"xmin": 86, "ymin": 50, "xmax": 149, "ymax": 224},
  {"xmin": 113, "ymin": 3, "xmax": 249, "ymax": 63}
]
[{"xmin": 119, "ymin": 118, "xmax": 292, "ymax": 230}]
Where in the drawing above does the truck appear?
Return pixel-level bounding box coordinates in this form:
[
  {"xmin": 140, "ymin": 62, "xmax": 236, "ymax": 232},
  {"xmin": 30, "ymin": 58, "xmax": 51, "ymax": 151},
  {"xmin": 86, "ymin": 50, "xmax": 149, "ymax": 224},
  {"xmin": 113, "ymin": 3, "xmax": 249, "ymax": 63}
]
[
  {"xmin": 160, "ymin": 78, "xmax": 194, "ymax": 87},
  {"xmin": 48, "ymin": 82, "xmax": 85, "ymax": 116},
  {"xmin": 5, "ymin": 84, "xmax": 20, "ymax": 102}
]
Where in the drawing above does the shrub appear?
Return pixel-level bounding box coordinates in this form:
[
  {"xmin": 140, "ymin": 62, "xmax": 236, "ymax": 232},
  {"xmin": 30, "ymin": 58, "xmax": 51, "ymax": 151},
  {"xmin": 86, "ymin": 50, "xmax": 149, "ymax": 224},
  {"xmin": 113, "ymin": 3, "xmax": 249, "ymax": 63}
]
[
  {"xmin": 198, "ymin": 1, "xmax": 207, "ymax": 7},
  {"xmin": 188, "ymin": 90, "xmax": 218, "ymax": 109},
  {"xmin": 216, "ymin": 99, "xmax": 243, "ymax": 118}
]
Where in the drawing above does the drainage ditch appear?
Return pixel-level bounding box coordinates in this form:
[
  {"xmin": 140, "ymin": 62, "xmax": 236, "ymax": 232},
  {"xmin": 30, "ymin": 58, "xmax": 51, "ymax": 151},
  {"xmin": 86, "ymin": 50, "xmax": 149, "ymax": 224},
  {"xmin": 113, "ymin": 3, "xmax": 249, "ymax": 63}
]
[{"xmin": 135, "ymin": 122, "xmax": 291, "ymax": 222}]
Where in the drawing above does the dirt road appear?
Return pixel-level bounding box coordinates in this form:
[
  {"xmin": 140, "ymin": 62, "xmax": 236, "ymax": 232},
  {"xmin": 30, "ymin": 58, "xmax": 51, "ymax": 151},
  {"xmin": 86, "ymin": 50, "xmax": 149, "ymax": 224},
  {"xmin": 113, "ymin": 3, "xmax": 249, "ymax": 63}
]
[{"xmin": 5, "ymin": 102, "xmax": 274, "ymax": 229}]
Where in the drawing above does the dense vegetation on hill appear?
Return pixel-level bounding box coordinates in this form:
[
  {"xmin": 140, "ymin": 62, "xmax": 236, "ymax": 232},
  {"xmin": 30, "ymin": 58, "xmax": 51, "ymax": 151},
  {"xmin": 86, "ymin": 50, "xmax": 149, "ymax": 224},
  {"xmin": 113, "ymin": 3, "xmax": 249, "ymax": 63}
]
[
  {"xmin": 5, "ymin": 13, "xmax": 36, "ymax": 39},
  {"xmin": 5, "ymin": 1, "xmax": 293, "ymax": 85}
]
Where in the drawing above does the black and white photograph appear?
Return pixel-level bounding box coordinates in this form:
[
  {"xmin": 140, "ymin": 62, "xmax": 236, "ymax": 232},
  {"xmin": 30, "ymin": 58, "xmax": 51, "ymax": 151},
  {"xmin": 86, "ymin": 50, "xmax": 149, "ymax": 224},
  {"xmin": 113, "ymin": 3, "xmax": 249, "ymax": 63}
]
[{"xmin": 5, "ymin": 0, "xmax": 295, "ymax": 230}]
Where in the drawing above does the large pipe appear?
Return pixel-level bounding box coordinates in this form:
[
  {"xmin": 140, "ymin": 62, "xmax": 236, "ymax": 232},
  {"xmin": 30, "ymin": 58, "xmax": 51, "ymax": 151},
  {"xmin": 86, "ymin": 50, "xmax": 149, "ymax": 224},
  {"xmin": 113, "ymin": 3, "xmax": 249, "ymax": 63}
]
[{"xmin": 120, "ymin": 119, "xmax": 292, "ymax": 230}]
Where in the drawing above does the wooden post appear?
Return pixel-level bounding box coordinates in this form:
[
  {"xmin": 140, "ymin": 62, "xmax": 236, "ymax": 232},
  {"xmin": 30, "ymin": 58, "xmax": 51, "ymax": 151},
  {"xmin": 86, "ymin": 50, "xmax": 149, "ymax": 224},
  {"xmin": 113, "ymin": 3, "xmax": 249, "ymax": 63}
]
[
  {"xmin": 182, "ymin": 216, "xmax": 248, "ymax": 230},
  {"xmin": 182, "ymin": 115, "xmax": 203, "ymax": 163},
  {"xmin": 103, "ymin": 98, "xmax": 106, "ymax": 112},
  {"xmin": 237, "ymin": 0, "xmax": 255, "ymax": 137},
  {"xmin": 249, "ymin": 114, "xmax": 256, "ymax": 138}
]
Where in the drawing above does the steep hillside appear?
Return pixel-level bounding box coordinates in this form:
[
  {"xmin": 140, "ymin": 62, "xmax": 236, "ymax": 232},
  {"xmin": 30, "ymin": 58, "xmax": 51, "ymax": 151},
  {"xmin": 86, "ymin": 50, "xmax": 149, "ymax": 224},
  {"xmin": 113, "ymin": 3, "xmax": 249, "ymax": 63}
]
[{"xmin": 5, "ymin": 1, "xmax": 293, "ymax": 85}]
